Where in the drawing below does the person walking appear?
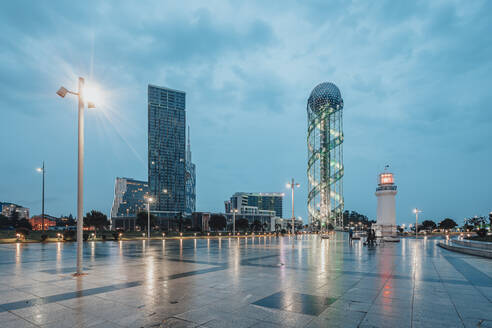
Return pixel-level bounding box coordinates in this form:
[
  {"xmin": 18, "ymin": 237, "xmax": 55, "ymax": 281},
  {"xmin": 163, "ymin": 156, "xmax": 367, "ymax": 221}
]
[{"xmin": 349, "ymin": 228, "xmax": 353, "ymax": 243}]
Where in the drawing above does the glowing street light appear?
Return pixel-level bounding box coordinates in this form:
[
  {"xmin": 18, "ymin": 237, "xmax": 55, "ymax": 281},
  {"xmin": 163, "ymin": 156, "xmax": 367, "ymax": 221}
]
[
  {"xmin": 56, "ymin": 77, "xmax": 98, "ymax": 276},
  {"xmin": 36, "ymin": 162, "xmax": 46, "ymax": 232},
  {"xmin": 286, "ymin": 178, "xmax": 300, "ymax": 237},
  {"xmin": 146, "ymin": 197, "xmax": 154, "ymax": 239}
]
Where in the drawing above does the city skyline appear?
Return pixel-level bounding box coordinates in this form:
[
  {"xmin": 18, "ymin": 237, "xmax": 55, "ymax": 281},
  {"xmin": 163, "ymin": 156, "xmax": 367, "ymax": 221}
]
[{"xmin": 0, "ymin": 1, "xmax": 491, "ymax": 225}]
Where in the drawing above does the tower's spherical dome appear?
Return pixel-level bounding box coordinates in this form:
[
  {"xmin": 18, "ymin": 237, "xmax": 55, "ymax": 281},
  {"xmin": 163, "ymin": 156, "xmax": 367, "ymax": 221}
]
[{"xmin": 308, "ymin": 82, "xmax": 343, "ymax": 112}]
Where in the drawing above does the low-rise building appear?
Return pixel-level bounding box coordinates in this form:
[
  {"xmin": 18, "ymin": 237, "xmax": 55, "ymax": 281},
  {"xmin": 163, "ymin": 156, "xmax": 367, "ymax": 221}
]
[
  {"xmin": 225, "ymin": 192, "xmax": 284, "ymax": 218},
  {"xmin": 29, "ymin": 215, "xmax": 57, "ymax": 230},
  {"xmin": 0, "ymin": 202, "xmax": 30, "ymax": 220}
]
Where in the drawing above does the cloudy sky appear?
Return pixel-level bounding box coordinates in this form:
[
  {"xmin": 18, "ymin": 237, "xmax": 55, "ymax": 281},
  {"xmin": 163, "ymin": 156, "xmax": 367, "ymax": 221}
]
[{"xmin": 1, "ymin": 1, "xmax": 491, "ymax": 225}]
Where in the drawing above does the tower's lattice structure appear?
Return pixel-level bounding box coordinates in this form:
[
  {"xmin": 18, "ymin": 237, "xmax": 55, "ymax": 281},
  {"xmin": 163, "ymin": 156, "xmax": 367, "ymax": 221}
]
[{"xmin": 307, "ymin": 82, "xmax": 344, "ymax": 228}]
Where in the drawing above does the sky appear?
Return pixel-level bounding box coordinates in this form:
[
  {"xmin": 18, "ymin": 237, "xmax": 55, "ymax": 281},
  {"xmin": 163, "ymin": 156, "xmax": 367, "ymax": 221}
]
[{"xmin": 1, "ymin": 1, "xmax": 491, "ymax": 226}]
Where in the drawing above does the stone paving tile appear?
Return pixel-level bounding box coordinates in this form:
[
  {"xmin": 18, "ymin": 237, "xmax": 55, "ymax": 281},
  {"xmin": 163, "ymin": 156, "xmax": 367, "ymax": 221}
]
[
  {"xmin": 1, "ymin": 317, "xmax": 40, "ymax": 328},
  {"xmin": 306, "ymin": 309, "xmax": 365, "ymax": 328},
  {"xmin": 0, "ymin": 235, "xmax": 490, "ymax": 328},
  {"xmin": 360, "ymin": 312, "xmax": 412, "ymax": 328},
  {"xmin": 199, "ymin": 312, "xmax": 260, "ymax": 328}
]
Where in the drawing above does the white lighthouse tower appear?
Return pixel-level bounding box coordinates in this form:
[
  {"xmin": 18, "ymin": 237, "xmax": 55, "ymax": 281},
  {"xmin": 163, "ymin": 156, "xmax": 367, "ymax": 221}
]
[{"xmin": 375, "ymin": 169, "xmax": 398, "ymax": 237}]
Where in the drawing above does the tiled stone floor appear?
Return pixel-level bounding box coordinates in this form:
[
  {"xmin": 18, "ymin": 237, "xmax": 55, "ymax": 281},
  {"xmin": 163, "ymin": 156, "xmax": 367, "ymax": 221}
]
[{"xmin": 0, "ymin": 234, "xmax": 490, "ymax": 327}]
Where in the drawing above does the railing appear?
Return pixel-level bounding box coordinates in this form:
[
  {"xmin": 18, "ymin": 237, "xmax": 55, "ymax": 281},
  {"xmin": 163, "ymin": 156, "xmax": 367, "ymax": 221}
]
[{"xmin": 376, "ymin": 185, "xmax": 397, "ymax": 191}]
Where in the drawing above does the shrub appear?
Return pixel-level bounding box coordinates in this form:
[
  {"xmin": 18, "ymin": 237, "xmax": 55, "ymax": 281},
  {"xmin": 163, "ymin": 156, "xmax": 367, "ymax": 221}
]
[
  {"xmin": 477, "ymin": 229, "xmax": 488, "ymax": 238},
  {"xmin": 16, "ymin": 227, "xmax": 30, "ymax": 236},
  {"xmin": 63, "ymin": 230, "xmax": 76, "ymax": 241},
  {"xmin": 40, "ymin": 234, "xmax": 48, "ymax": 241}
]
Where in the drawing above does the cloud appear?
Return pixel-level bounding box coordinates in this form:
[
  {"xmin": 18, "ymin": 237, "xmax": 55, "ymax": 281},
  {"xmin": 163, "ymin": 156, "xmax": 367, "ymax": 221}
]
[{"xmin": 0, "ymin": 0, "xmax": 491, "ymax": 223}]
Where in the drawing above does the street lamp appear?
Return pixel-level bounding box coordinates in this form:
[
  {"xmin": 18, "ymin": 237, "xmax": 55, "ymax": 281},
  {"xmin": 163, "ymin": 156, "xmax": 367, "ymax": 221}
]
[
  {"xmin": 146, "ymin": 197, "xmax": 154, "ymax": 239},
  {"xmin": 232, "ymin": 208, "xmax": 238, "ymax": 237},
  {"xmin": 413, "ymin": 208, "xmax": 422, "ymax": 238},
  {"xmin": 286, "ymin": 178, "xmax": 300, "ymax": 237},
  {"xmin": 56, "ymin": 77, "xmax": 97, "ymax": 276},
  {"xmin": 36, "ymin": 162, "xmax": 45, "ymax": 232}
]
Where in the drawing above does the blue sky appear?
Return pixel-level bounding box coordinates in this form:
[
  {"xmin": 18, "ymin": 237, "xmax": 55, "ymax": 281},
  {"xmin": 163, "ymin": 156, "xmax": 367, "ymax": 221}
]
[{"xmin": 1, "ymin": 1, "xmax": 491, "ymax": 225}]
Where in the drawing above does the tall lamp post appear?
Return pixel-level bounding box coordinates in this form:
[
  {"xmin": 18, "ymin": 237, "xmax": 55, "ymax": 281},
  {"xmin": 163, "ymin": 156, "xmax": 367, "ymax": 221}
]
[
  {"xmin": 233, "ymin": 208, "xmax": 238, "ymax": 236},
  {"xmin": 286, "ymin": 178, "xmax": 300, "ymax": 236},
  {"xmin": 413, "ymin": 208, "xmax": 422, "ymax": 238},
  {"xmin": 146, "ymin": 197, "xmax": 154, "ymax": 239},
  {"xmin": 56, "ymin": 77, "xmax": 96, "ymax": 276},
  {"xmin": 36, "ymin": 162, "xmax": 45, "ymax": 232}
]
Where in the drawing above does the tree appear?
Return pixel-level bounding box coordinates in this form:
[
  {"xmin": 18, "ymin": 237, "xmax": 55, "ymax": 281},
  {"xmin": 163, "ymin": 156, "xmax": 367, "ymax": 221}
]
[
  {"xmin": 465, "ymin": 216, "xmax": 487, "ymax": 228},
  {"xmin": 0, "ymin": 214, "xmax": 14, "ymax": 229},
  {"xmin": 421, "ymin": 220, "xmax": 437, "ymax": 231},
  {"xmin": 343, "ymin": 210, "xmax": 373, "ymax": 227},
  {"xmin": 236, "ymin": 218, "xmax": 249, "ymax": 232},
  {"xmin": 176, "ymin": 212, "xmax": 184, "ymax": 233},
  {"xmin": 439, "ymin": 218, "xmax": 457, "ymax": 230},
  {"xmin": 84, "ymin": 210, "xmax": 109, "ymax": 234},
  {"xmin": 136, "ymin": 211, "xmax": 156, "ymax": 231},
  {"xmin": 57, "ymin": 214, "xmax": 76, "ymax": 227},
  {"xmin": 209, "ymin": 214, "xmax": 227, "ymax": 232},
  {"xmin": 16, "ymin": 218, "xmax": 32, "ymax": 230},
  {"xmin": 10, "ymin": 210, "xmax": 20, "ymax": 221},
  {"xmin": 251, "ymin": 220, "xmax": 262, "ymax": 232}
]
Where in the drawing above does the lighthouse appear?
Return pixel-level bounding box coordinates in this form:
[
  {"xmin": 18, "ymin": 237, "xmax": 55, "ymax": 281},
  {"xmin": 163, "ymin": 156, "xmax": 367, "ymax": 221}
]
[{"xmin": 375, "ymin": 170, "xmax": 398, "ymax": 237}]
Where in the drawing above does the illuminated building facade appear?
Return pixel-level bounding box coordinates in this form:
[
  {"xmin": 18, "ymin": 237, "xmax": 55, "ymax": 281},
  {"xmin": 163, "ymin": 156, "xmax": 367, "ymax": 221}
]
[
  {"xmin": 148, "ymin": 84, "xmax": 186, "ymax": 213},
  {"xmin": 307, "ymin": 82, "xmax": 344, "ymax": 228},
  {"xmin": 375, "ymin": 171, "xmax": 398, "ymax": 236},
  {"xmin": 111, "ymin": 177, "xmax": 149, "ymax": 217},
  {"xmin": 225, "ymin": 192, "xmax": 283, "ymax": 218},
  {"xmin": 0, "ymin": 202, "xmax": 30, "ymax": 220},
  {"xmin": 185, "ymin": 126, "xmax": 196, "ymax": 216}
]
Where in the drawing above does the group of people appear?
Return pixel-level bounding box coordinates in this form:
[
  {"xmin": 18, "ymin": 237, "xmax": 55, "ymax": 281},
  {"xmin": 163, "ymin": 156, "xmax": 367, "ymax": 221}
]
[
  {"xmin": 365, "ymin": 228, "xmax": 377, "ymax": 246},
  {"xmin": 348, "ymin": 227, "xmax": 377, "ymax": 246}
]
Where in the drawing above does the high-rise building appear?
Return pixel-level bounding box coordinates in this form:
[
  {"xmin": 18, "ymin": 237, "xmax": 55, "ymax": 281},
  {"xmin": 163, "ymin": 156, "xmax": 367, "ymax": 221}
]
[
  {"xmin": 148, "ymin": 84, "xmax": 186, "ymax": 214},
  {"xmin": 185, "ymin": 126, "xmax": 196, "ymax": 216},
  {"xmin": 307, "ymin": 82, "xmax": 344, "ymax": 228},
  {"xmin": 225, "ymin": 192, "xmax": 283, "ymax": 217},
  {"xmin": 110, "ymin": 177, "xmax": 149, "ymax": 218}
]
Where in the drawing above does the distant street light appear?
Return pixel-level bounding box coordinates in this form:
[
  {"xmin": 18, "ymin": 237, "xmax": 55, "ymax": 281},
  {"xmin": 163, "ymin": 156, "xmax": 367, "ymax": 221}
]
[
  {"xmin": 146, "ymin": 197, "xmax": 154, "ymax": 239},
  {"xmin": 286, "ymin": 178, "xmax": 300, "ymax": 237},
  {"xmin": 233, "ymin": 208, "xmax": 238, "ymax": 237},
  {"xmin": 413, "ymin": 208, "xmax": 422, "ymax": 238},
  {"xmin": 36, "ymin": 162, "xmax": 45, "ymax": 232},
  {"xmin": 56, "ymin": 77, "xmax": 98, "ymax": 276}
]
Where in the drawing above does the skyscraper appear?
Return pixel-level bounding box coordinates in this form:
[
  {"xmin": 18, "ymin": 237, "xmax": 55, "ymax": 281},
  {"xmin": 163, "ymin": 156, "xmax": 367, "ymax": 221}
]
[
  {"xmin": 110, "ymin": 177, "xmax": 149, "ymax": 218},
  {"xmin": 148, "ymin": 85, "xmax": 186, "ymax": 214},
  {"xmin": 185, "ymin": 126, "xmax": 196, "ymax": 215},
  {"xmin": 307, "ymin": 82, "xmax": 344, "ymax": 228}
]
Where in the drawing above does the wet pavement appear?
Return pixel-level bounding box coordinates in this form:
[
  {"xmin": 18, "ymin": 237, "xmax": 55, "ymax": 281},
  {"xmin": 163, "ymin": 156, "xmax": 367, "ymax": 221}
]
[{"xmin": 0, "ymin": 233, "xmax": 490, "ymax": 327}]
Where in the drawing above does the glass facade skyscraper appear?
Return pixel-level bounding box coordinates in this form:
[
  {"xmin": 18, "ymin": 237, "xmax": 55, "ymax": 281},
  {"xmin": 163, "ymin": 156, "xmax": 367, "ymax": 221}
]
[
  {"xmin": 111, "ymin": 177, "xmax": 149, "ymax": 217},
  {"xmin": 148, "ymin": 85, "xmax": 186, "ymax": 213},
  {"xmin": 185, "ymin": 127, "xmax": 196, "ymax": 215}
]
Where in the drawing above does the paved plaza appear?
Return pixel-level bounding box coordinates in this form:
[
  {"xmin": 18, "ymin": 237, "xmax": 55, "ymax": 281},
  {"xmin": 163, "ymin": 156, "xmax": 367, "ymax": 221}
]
[{"xmin": 0, "ymin": 234, "xmax": 491, "ymax": 328}]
